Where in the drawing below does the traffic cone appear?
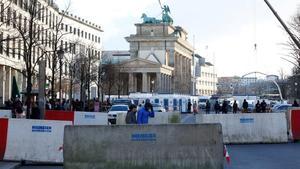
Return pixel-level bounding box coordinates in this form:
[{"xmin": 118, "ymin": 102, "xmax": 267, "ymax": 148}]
[{"xmin": 224, "ymin": 145, "xmax": 230, "ymax": 164}]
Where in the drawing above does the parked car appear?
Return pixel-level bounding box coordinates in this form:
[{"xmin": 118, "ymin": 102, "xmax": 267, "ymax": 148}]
[
  {"xmin": 107, "ymin": 104, "xmax": 129, "ymax": 124},
  {"xmin": 271, "ymin": 104, "xmax": 292, "ymax": 113},
  {"xmin": 152, "ymin": 103, "xmax": 166, "ymax": 112},
  {"xmin": 112, "ymin": 99, "xmax": 134, "ymax": 106}
]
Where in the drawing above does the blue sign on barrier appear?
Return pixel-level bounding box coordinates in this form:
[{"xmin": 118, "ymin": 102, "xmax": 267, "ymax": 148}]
[
  {"xmin": 84, "ymin": 114, "xmax": 96, "ymax": 119},
  {"xmin": 32, "ymin": 125, "xmax": 52, "ymax": 132},
  {"xmin": 240, "ymin": 118, "xmax": 254, "ymax": 124},
  {"xmin": 131, "ymin": 133, "xmax": 156, "ymax": 141}
]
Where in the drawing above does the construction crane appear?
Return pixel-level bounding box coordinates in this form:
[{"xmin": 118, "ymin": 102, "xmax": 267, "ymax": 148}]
[{"xmin": 264, "ymin": 0, "xmax": 300, "ymax": 50}]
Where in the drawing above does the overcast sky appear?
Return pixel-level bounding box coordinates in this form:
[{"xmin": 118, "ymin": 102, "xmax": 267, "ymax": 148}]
[{"xmin": 56, "ymin": 0, "xmax": 300, "ymax": 77}]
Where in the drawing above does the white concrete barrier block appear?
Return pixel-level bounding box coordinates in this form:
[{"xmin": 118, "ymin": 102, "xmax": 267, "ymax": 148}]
[
  {"xmin": 4, "ymin": 119, "xmax": 71, "ymax": 163},
  {"xmin": 196, "ymin": 113, "xmax": 288, "ymax": 144}
]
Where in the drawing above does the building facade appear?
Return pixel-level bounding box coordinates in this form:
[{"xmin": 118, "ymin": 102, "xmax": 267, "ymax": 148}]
[
  {"xmin": 102, "ymin": 23, "xmax": 193, "ymax": 95},
  {"xmin": 0, "ymin": 0, "xmax": 103, "ymax": 105},
  {"xmin": 193, "ymin": 54, "xmax": 217, "ymax": 96}
]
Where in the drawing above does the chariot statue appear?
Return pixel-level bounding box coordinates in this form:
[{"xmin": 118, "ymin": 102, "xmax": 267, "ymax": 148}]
[{"xmin": 141, "ymin": 1, "xmax": 173, "ymax": 25}]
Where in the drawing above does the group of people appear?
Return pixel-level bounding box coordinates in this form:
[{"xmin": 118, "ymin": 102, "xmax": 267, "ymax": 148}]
[
  {"xmin": 186, "ymin": 99, "xmax": 300, "ymax": 114},
  {"xmin": 125, "ymin": 101, "xmax": 155, "ymax": 124}
]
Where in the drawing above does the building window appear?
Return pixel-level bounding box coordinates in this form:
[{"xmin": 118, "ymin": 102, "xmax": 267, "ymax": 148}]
[
  {"xmin": 12, "ymin": 10, "xmax": 17, "ymax": 28},
  {"xmin": 24, "ymin": 17, "xmax": 27, "ymax": 33},
  {"xmin": 98, "ymin": 37, "xmax": 100, "ymax": 43},
  {"xmin": 19, "ymin": 0, "xmax": 23, "ymax": 9},
  {"xmin": 12, "ymin": 38, "xmax": 15, "ymax": 58},
  {"xmin": 18, "ymin": 14, "xmax": 22, "ymax": 29},
  {"xmin": 18, "ymin": 39, "xmax": 21, "ymax": 60},
  {"xmin": 0, "ymin": 3, "xmax": 4, "ymax": 22},
  {"xmin": 45, "ymin": 8, "xmax": 48, "ymax": 25},
  {"xmin": 85, "ymin": 32, "xmax": 87, "ymax": 39},
  {"xmin": 61, "ymin": 23, "xmax": 64, "ymax": 30},
  {"xmin": 41, "ymin": 6, "xmax": 44, "ymax": 23},
  {"xmin": 6, "ymin": 35, "xmax": 10, "ymax": 57},
  {"xmin": 0, "ymin": 32, "xmax": 3, "ymax": 54},
  {"xmin": 69, "ymin": 26, "xmax": 72, "ymax": 33},
  {"xmin": 65, "ymin": 24, "xmax": 68, "ymax": 32},
  {"xmin": 7, "ymin": 7, "xmax": 11, "ymax": 26}
]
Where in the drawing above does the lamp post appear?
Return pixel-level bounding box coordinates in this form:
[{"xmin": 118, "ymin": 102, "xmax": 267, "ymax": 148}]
[{"xmin": 57, "ymin": 48, "xmax": 64, "ymax": 104}]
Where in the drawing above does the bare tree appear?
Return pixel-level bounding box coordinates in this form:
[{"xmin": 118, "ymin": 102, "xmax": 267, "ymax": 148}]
[
  {"xmin": 2, "ymin": 0, "xmax": 69, "ymax": 118},
  {"xmin": 284, "ymin": 9, "xmax": 300, "ymax": 74}
]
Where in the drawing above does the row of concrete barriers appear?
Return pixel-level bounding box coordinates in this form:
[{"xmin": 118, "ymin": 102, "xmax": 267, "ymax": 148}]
[
  {"xmin": 0, "ymin": 118, "xmax": 223, "ymax": 169},
  {"xmin": 195, "ymin": 108, "xmax": 300, "ymax": 144}
]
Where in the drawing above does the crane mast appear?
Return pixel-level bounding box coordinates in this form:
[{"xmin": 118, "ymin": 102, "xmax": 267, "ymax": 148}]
[{"xmin": 264, "ymin": 0, "xmax": 300, "ymax": 50}]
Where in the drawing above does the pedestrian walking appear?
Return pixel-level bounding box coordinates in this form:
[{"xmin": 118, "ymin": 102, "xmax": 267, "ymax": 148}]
[
  {"xmin": 205, "ymin": 100, "xmax": 211, "ymax": 114},
  {"xmin": 214, "ymin": 101, "xmax": 220, "ymax": 114},
  {"xmin": 242, "ymin": 99, "xmax": 248, "ymax": 113},
  {"xmin": 137, "ymin": 102, "xmax": 155, "ymax": 124},
  {"xmin": 233, "ymin": 100, "xmax": 238, "ymax": 113},
  {"xmin": 126, "ymin": 104, "xmax": 138, "ymax": 124}
]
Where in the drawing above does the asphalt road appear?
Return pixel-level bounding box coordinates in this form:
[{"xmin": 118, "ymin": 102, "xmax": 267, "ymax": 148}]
[
  {"xmin": 224, "ymin": 143, "xmax": 300, "ymax": 169},
  {"xmin": 18, "ymin": 143, "xmax": 300, "ymax": 169},
  {"xmin": 17, "ymin": 115, "xmax": 300, "ymax": 169}
]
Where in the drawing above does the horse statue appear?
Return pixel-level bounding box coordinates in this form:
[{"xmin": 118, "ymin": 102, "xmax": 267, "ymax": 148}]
[{"xmin": 141, "ymin": 13, "xmax": 161, "ymax": 24}]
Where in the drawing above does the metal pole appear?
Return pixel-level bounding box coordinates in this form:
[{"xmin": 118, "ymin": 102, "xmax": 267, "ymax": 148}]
[
  {"xmin": 264, "ymin": 0, "xmax": 300, "ymax": 50},
  {"xmin": 57, "ymin": 48, "xmax": 64, "ymax": 105}
]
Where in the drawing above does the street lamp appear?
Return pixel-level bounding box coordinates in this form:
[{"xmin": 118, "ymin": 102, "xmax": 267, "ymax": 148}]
[{"xmin": 57, "ymin": 48, "xmax": 64, "ymax": 104}]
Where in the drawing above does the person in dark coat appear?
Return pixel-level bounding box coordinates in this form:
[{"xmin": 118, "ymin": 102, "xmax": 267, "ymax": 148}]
[
  {"xmin": 261, "ymin": 100, "xmax": 267, "ymax": 112},
  {"xmin": 242, "ymin": 99, "xmax": 248, "ymax": 113},
  {"xmin": 126, "ymin": 104, "xmax": 137, "ymax": 124},
  {"xmin": 222, "ymin": 100, "xmax": 228, "ymax": 114},
  {"xmin": 205, "ymin": 100, "xmax": 211, "ymax": 114},
  {"xmin": 255, "ymin": 100, "xmax": 261, "ymax": 113},
  {"xmin": 292, "ymin": 100, "xmax": 299, "ymax": 107},
  {"xmin": 31, "ymin": 102, "xmax": 40, "ymax": 119},
  {"xmin": 233, "ymin": 100, "xmax": 238, "ymax": 113},
  {"xmin": 214, "ymin": 101, "xmax": 220, "ymax": 114},
  {"xmin": 187, "ymin": 101, "xmax": 192, "ymax": 113}
]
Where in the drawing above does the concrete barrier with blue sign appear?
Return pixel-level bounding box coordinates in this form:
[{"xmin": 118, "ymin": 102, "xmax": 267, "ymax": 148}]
[
  {"xmin": 196, "ymin": 113, "xmax": 288, "ymax": 144},
  {"xmin": 2, "ymin": 119, "xmax": 71, "ymax": 163},
  {"xmin": 0, "ymin": 110, "xmax": 12, "ymax": 118},
  {"xmin": 64, "ymin": 124, "xmax": 223, "ymax": 169},
  {"xmin": 74, "ymin": 111, "xmax": 108, "ymax": 125}
]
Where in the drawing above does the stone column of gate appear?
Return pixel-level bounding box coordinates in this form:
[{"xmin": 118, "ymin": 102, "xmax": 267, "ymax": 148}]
[
  {"xmin": 128, "ymin": 73, "xmax": 134, "ymax": 93},
  {"xmin": 0, "ymin": 66, "xmax": 5, "ymax": 105},
  {"xmin": 5, "ymin": 66, "xmax": 11, "ymax": 101},
  {"xmin": 142, "ymin": 73, "xmax": 148, "ymax": 93},
  {"xmin": 155, "ymin": 72, "xmax": 161, "ymax": 93},
  {"xmin": 167, "ymin": 75, "xmax": 170, "ymax": 93}
]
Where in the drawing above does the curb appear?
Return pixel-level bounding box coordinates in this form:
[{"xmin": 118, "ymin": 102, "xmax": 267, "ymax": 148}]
[{"xmin": 0, "ymin": 162, "xmax": 21, "ymax": 169}]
